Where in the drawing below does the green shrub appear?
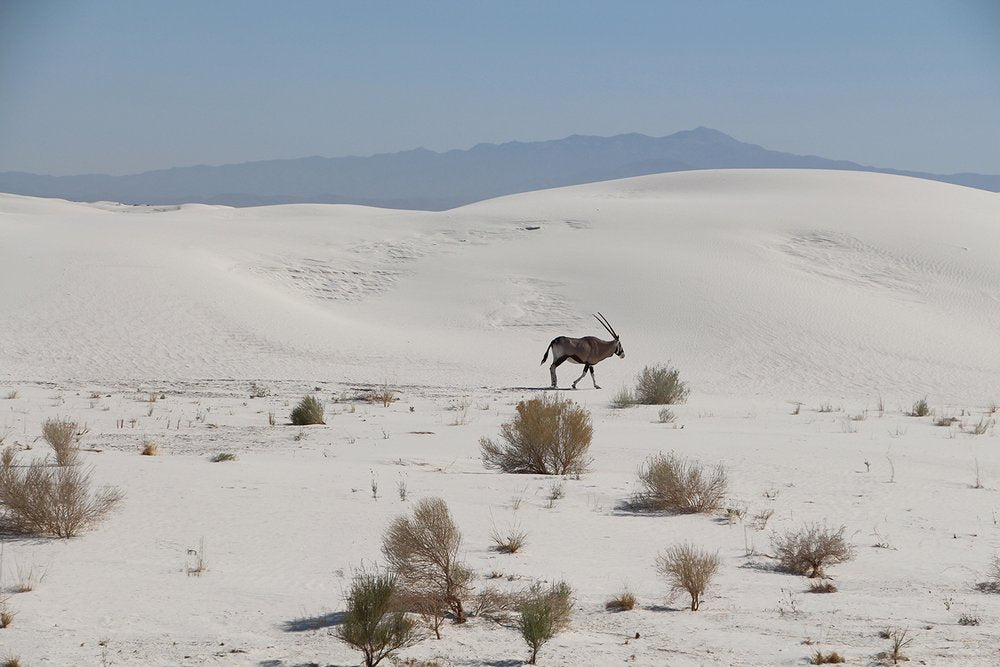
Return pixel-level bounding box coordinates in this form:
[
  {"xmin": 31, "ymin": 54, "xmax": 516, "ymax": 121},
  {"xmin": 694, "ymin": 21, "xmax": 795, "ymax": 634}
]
[
  {"xmin": 480, "ymin": 394, "xmax": 592, "ymax": 475},
  {"xmin": 335, "ymin": 569, "xmax": 422, "ymax": 667},
  {"xmin": 517, "ymin": 581, "xmax": 573, "ymax": 664},
  {"xmin": 910, "ymin": 397, "xmax": 930, "ymax": 417},
  {"xmin": 634, "ymin": 364, "xmax": 689, "ymax": 405},
  {"xmin": 41, "ymin": 418, "xmax": 79, "ymax": 466},
  {"xmin": 290, "ymin": 394, "xmax": 325, "ymax": 425}
]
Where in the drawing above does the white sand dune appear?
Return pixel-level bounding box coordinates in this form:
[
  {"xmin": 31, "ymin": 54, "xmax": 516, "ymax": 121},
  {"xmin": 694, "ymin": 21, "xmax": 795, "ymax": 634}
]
[
  {"xmin": 0, "ymin": 171, "xmax": 998, "ymax": 666},
  {"xmin": 2, "ymin": 169, "xmax": 998, "ymax": 403}
]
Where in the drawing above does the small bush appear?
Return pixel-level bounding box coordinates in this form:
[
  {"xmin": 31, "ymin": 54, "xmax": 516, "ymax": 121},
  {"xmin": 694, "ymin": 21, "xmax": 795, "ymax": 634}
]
[
  {"xmin": 469, "ymin": 586, "xmax": 520, "ymax": 623},
  {"xmin": 480, "ymin": 394, "xmax": 592, "ymax": 476},
  {"xmin": 657, "ymin": 407, "xmax": 676, "ymax": 423},
  {"xmin": 910, "ymin": 397, "xmax": 930, "ymax": 417},
  {"xmin": 0, "ymin": 607, "xmax": 13, "ymax": 629},
  {"xmin": 210, "ymin": 452, "xmax": 237, "ymax": 463},
  {"xmin": 811, "ymin": 650, "xmax": 845, "ymax": 664},
  {"xmin": 633, "ymin": 363, "xmax": 689, "ymax": 405},
  {"xmin": 656, "ymin": 543, "xmax": 719, "ymax": 611},
  {"xmin": 140, "ymin": 440, "xmax": 159, "ymax": 456},
  {"xmin": 41, "ymin": 418, "xmax": 79, "ymax": 466},
  {"xmin": 335, "ymin": 569, "xmax": 422, "ymax": 667},
  {"xmin": 371, "ymin": 384, "xmax": 397, "ymax": 407},
  {"xmin": 633, "ymin": 452, "xmax": 727, "ymax": 513},
  {"xmin": 773, "ymin": 524, "xmax": 854, "ymax": 578},
  {"xmin": 383, "ymin": 497, "xmax": 471, "ymax": 625},
  {"xmin": 290, "ymin": 394, "xmax": 325, "ymax": 425},
  {"xmin": 958, "ymin": 613, "xmax": 980, "ymax": 626},
  {"xmin": 0, "ymin": 450, "xmax": 122, "ymax": 537},
  {"xmin": 518, "ymin": 581, "xmax": 572, "ymax": 665},
  {"xmin": 605, "ymin": 588, "xmax": 636, "ymax": 611},
  {"xmin": 609, "ymin": 385, "xmax": 636, "ymax": 409}
]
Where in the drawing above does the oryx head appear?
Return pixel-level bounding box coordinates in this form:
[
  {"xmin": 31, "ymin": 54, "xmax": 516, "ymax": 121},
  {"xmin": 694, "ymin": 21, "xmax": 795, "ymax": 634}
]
[{"xmin": 594, "ymin": 312, "xmax": 625, "ymax": 359}]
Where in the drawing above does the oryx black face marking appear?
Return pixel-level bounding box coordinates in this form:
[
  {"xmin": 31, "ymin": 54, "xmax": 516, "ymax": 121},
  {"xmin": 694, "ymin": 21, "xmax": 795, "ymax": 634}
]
[{"xmin": 539, "ymin": 312, "xmax": 625, "ymax": 389}]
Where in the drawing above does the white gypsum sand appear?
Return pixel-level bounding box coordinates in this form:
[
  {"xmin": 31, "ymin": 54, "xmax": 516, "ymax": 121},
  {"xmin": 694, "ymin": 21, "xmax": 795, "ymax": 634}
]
[{"xmin": 0, "ymin": 170, "xmax": 998, "ymax": 665}]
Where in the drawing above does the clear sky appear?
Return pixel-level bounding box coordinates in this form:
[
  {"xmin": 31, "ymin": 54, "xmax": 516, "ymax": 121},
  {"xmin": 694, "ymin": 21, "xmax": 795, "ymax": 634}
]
[{"xmin": 1, "ymin": 0, "xmax": 997, "ymax": 176}]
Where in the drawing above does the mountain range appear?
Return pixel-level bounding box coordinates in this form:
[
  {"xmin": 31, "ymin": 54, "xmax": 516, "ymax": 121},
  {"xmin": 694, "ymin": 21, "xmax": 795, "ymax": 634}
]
[{"xmin": 1, "ymin": 127, "xmax": 996, "ymax": 209}]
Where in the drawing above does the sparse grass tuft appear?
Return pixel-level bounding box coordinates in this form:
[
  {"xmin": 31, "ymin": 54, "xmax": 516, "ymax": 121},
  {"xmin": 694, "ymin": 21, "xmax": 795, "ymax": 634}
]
[
  {"xmin": 807, "ymin": 579, "xmax": 838, "ymax": 594},
  {"xmin": 658, "ymin": 407, "xmax": 676, "ymax": 423},
  {"xmin": 140, "ymin": 440, "xmax": 159, "ymax": 456},
  {"xmin": 3, "ymin": 390, "xmax": 18, "ymax": 400},
  {"xmin": 632, "ymin": 452, "xmax": 727, "ymax": 514},
  {"xmin": 656, "ymin": 543, "xmax": 719, "ymax": 611},
  {"xmin": 480, "ymin": 394, "xmax": 592, "ymax": 476},
  {"xmin": 910, "ymin": 397, "xmax": 930, "ymax": 417},
  {"xmin": 290, "ymin": 394, "xmax": 325, "ymax": 425},
  {"xmin": 773, "ymin": 524, "xmax": 854, "ymax": 578},
  {"xmin": 248, "ymin": 382, "xmax": 272, "ymax": 398},
  {"xmin": 958, "ymin": 613, "xmax": 980, "ymax": 626},
  {"xmin": 371, "ymin": 384, "xmax": 397, "ymax": 407},
  {"xmin": 633, "ymin": 363, "xmax": 689, "ymax": 404},
  {"xmin": 490, "ymin": 523, "xmax": 527, "ymax": 554},
  {"xmin": 811, "ymin": 650, "xmax": 846, "ymax": 664},
  {"xmin": 605, "ymin": 588, "xmax": 636, "ymax": 611},
  {"xmin": 609, "ymin": 385, "xmax": 636, "ymax": 409},
  {"xmin": 210, "ymin": 452, "xmax": 237, "ymax": 463}
]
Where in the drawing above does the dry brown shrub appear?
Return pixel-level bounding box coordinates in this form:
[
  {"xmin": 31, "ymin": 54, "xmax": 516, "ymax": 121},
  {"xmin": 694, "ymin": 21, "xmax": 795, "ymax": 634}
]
[
  {"xmin": 656, "ymin": 543, "xmax": 720, "ymax": 611},
  {"xmin": 140, "ymin": 440, "xmax": 159, "ymax": 456},
  {"xmin": 633, "ymin": 363, "xmax": 690, "ymax": 404},
  {"xmin": 807, "ymin": 580, "xmax": 838, "ymax": 594},
  {"xmin": 469, "ymin": 586, "xmax": 521, "ymax": 623},
  {"xmin": 41, "ymin": 418, "xmax": 79, "ymax": 466},
  {"xmin": 773, "ymin": 524, "xmax": 854, "ymax": 578},
  {"xmin": 0, "ymin": 450, "xmax": 122, "ymax": 537},
  {"xmin": 633, "ymin": 452, "xmax": 727, "ymax": 513},
  {"xmin": 382, "ymin": 497, "xmax": 471, "ymax": 625},
  {"xmin": 480, "ymin": 394, "xmax": 592, "ymax": 475}
]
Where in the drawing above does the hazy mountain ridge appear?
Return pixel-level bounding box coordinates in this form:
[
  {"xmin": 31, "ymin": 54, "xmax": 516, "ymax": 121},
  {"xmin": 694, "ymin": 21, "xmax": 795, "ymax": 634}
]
[{"xmin": 1, "ymin": 127, "xmax": 996, "ymax": 209}]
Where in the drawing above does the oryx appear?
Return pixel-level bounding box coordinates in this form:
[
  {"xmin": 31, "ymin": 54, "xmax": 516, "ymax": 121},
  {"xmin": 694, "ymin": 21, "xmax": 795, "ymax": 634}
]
[{"xmin": 540, "ymin": 312, "xmax": 625, "ymax": 389}]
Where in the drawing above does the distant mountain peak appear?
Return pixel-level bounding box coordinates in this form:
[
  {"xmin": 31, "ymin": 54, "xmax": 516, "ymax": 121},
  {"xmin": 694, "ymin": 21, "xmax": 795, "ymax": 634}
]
[{"xmin": 0, "ymin": 128, "xmax": 996, "ymax": 209}]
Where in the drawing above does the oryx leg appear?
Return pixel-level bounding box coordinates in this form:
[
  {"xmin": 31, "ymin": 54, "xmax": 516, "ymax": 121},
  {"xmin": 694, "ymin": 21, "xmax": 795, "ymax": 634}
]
[
  {"xmin": 549, "ymin": 356, "xmax": 569, "ymax": 388},
  {"xmin": 571, "ymin": 364, "xmax": 591, "ymax": 389},
  {"xmin": 589, "ymin": 365, "xmax": 601, "ymax": 389}
]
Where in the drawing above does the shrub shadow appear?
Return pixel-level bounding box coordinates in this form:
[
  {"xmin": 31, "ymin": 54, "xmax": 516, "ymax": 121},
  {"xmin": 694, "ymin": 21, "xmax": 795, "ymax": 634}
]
[{"xmin": 281, "ymin": 610, "xmax": 346, "ymax": 632}]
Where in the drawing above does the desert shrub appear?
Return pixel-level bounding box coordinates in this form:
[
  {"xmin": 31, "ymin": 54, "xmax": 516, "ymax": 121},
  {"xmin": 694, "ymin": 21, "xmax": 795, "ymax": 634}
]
[
  {"xmin": 0, "ymin": 449, "xmax": 122, "ymax": 537},
  {"xmin": 958, "ymin": 613, "xmax": 980, "ymax": 626},
  {"xmin": 335, "ymin": 569, "xmax": 422, "ymax": 667},
  {"xmin": 0, "ymin": 606, "xmax": 13, "ymax": 629},
  {"xmin": 773, "ymin": 524, "xmax": 854, "ymax": 578},
  {"xmin": 633, "ymin": 363, "xmax": 689, "ymax": 405},
  {"xmin": 656, "ymin": 543, "xmax": 719, "ymax": 611},
  {"xmin": 811, "ymin": 650, "xmax": 845, "ymax": 664},
  {"xmin": 609, "ymin": 385, "xmax": 636, "ymax": 409},
  {"xmin": 370, "ymin": 384, "xmax": 397, "ymax": 407},
  {"xmin": 290, "ymin": 394, "xmax": 325, "ymax": 425},
  {"xmin": 140, "ymin": 440, "xmax": 159, "ymax": 456},
  {"xmin": 658, "ymin": 407, "xmax": 676, "ymax": 423},
  {"xmin": 910, "ymin": 397, "xmax": 930, "ymax": 417},
  {"xmin": 210, "ymin": 452, "xmax": 236, "ymax": 463},
  {"xmin": 383, "ymin": 497, "xmax": 471, "ymax": 625},
  {"xmin": 633, "ymin": 452, "xmax": 727, "ymax": 513},
  {"xmin": 882, "ymin": 627, "xmax": 914, "ymax": 664},
  {"xmin": 41, "ymin": 418, "xmax": 79, "ymax": 466},
  {"xmin": 605, "ymin": 588, "xmax": 636, "ymax": 611},
  {"xmin": 517, "ymin": 581, "xmax": 573, "ymax": 665},
  {"xmin": 480, "ymin": 394, "xmax": 592, "ymax": 475}
]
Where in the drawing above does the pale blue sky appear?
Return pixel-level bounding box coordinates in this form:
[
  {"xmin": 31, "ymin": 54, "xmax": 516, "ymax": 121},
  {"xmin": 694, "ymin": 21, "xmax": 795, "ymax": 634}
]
[{"xmin": 1, "ymin": 0, "xmax": 997, "ymax": 175}]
